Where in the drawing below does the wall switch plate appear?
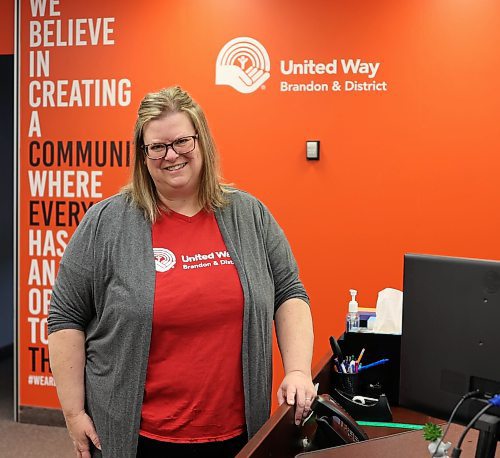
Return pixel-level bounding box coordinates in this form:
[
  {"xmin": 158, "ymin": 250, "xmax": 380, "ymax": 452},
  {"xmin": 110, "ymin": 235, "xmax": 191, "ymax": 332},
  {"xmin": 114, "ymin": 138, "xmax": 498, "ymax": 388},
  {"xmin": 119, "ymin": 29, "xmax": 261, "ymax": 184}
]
[{"xmin": 306, "ymin": 140, "xmax": 320, "ymax": 160}]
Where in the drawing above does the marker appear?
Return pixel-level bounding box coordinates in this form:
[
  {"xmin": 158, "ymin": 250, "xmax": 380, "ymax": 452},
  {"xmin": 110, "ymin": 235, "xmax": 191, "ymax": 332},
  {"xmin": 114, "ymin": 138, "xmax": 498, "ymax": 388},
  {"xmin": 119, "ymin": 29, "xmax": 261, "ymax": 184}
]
[
  {"xmin": 329, "ymin": 336, "xmax": 344, "ymax": 361},
  {"xmin": 357, "ymin": 358, "xmax": 389, "ymax": 372}
]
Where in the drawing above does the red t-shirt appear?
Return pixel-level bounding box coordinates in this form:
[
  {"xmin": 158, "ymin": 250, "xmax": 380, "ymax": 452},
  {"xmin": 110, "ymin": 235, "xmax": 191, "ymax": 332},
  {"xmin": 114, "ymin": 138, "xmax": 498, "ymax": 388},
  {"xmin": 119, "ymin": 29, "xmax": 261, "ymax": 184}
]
[{"xmin": 140, "ymin": 209, "xmax": 245, "ymax": 443}]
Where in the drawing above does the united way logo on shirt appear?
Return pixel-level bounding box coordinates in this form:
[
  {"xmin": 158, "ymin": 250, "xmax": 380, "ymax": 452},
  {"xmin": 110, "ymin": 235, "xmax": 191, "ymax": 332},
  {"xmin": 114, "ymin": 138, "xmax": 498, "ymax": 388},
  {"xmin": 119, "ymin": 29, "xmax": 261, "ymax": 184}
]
[
  {"xmin": 153, "ymin": 248, "xmax": 176, "ymax": 272},
  {"xmin": 215, "ymin": 37, "xmax": 270, "ymax": 94}
]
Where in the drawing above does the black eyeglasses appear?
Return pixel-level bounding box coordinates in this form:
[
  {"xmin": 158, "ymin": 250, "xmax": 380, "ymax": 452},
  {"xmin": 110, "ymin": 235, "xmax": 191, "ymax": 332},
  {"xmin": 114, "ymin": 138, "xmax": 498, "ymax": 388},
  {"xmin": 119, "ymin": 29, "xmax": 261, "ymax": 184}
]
[{"xmin": 142, "ymin": 135, "xmax": 198, "ymax": 160}]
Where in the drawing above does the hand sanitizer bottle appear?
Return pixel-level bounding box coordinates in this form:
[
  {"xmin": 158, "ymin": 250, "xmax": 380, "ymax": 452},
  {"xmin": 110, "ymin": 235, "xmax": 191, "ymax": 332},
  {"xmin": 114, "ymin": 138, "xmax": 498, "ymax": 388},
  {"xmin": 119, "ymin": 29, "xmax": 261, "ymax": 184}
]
[{"xmin": 346, "ymin": 289, "xmax": 360, "ymax": 333}]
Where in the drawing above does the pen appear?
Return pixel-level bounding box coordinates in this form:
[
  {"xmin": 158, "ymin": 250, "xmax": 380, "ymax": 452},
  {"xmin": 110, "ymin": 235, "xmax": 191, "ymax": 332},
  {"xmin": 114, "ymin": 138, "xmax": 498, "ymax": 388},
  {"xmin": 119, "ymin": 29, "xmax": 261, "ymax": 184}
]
[
  {"xmin": 356, "ymin": 348, "xmax": 365, "ymax": 364},
  {"xmin": 357, "ymin": 358, "xmax": 389, "ymax": 372},
  {"xmin": 333, "ymin": 358, "xmax": 342, "ymax": 373}
]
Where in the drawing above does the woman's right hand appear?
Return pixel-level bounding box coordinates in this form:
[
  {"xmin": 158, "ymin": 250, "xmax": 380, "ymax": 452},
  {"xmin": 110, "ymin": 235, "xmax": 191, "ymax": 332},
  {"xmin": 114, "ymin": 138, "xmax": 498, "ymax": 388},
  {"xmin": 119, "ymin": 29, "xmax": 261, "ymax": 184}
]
[{"xmin": 65, "ymin": 410, "xmax": 101, "ymax": 458}]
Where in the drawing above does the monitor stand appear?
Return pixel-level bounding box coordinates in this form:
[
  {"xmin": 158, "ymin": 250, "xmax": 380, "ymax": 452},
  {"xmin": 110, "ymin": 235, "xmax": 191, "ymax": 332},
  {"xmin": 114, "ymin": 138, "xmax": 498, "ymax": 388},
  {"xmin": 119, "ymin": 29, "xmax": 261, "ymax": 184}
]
[{"xmin": 474, "ymin": 413, "xmax": 499, "ymax": 458}]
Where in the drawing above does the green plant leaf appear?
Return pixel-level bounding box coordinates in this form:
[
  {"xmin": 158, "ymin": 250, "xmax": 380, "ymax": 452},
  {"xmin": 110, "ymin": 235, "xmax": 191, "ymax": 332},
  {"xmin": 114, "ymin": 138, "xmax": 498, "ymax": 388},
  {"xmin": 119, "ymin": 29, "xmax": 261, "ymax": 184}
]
[{"xmin": 422, "ymin": 422, "xmax": 443, "ymax": 441}]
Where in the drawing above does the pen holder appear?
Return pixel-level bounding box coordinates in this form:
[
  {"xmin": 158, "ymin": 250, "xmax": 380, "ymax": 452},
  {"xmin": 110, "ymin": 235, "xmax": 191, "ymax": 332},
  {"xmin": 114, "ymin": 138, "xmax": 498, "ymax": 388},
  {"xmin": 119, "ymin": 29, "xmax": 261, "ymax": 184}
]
[{"xmin": 331, "ymin": 371, "xmax": 359, "ymax": 396}]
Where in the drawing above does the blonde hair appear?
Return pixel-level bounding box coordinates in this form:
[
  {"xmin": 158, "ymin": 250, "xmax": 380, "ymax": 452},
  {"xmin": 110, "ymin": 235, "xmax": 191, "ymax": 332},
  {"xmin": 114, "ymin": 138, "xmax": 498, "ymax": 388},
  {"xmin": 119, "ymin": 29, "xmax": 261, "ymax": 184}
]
[{"xmin": 122, "ymin": 86, "xmax": 229, "ymax": 222}]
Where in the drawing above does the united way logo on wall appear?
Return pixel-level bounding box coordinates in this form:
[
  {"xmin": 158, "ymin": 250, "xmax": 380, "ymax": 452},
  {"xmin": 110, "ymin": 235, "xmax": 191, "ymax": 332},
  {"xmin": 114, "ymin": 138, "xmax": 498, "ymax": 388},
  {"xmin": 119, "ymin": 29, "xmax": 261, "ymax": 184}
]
[{"xmin": 215, "ymin": 37, "xmax": 270, "ymax": 94}]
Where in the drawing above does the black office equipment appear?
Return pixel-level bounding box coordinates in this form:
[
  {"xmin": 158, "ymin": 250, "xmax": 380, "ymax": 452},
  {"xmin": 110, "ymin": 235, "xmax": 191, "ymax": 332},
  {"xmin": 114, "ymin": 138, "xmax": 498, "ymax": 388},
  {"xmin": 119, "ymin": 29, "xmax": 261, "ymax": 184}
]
[
  {"xmin": 400, "ymin": 253, "xmax": 500, "ymax": 454},
  {"xmin": 309, "ymin": 394, "xmax": 369, "ymax": 449},
  {"xmin": 339, "ymin": 332, "xmax": 401, "ymax": 405}
]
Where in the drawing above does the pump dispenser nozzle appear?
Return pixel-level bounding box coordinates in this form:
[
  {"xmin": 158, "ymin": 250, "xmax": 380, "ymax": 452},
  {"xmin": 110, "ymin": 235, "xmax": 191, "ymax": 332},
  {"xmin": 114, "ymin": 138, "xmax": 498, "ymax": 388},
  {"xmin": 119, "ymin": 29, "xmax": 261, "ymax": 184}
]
[{"xmin": 349, "ymin": 289, "xmax": 358, "ymax": 313}]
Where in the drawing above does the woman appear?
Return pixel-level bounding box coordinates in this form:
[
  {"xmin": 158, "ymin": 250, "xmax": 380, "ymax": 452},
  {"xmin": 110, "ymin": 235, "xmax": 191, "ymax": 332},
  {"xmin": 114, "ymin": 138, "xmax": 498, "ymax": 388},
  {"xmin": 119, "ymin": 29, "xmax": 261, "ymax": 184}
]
[{"xmin": 48, "ymin": 86, "xmax": 315, "ymax": 458}]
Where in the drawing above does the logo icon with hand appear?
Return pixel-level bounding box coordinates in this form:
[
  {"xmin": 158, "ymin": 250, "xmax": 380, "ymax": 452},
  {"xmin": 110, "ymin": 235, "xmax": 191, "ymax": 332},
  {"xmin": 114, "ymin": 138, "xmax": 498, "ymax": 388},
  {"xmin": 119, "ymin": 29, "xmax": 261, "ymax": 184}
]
[
  {"xmin": 216, "ymin": 37, "xmax": 270, "ymax": 94},
  {"xmin": 153, "ymin": 248, "xmax": 176, "ymax": 272}
]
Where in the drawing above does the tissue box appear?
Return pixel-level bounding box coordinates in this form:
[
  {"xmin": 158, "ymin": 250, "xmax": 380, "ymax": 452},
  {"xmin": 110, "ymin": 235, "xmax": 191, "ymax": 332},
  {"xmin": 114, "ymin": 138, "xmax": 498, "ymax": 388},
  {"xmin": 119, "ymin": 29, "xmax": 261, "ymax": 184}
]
[{"xmin": 338, "ymin": 332, "xmax": 401, "ymax": 406}]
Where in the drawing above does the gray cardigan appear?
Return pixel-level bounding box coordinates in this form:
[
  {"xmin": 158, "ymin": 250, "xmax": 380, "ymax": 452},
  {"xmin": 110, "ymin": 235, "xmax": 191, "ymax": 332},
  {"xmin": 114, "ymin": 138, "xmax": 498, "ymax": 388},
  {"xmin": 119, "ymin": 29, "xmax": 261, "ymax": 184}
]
[{"xmin": 48, "ymin": 189, "xmax": 309, "ymax": 458}]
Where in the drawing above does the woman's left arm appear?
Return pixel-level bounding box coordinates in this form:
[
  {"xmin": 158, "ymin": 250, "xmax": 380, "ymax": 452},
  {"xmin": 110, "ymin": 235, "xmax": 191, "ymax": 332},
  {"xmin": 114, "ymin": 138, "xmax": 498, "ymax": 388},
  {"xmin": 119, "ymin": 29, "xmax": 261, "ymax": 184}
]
[
  {"xmin": 275, "ymin": 297, "xmax": 316, "ymax": 425},
  {"xmin": 252, "ymin": 198, "xmax": 316, "ymax": 423}
]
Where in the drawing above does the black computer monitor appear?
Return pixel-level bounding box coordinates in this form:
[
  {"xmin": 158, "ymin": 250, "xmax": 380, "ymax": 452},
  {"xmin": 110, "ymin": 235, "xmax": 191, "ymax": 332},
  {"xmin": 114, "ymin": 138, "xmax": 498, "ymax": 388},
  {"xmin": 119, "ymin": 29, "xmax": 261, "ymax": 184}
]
[{"xmin": 399, "ymin": 253, "xmax": 500, "ymax": 423}]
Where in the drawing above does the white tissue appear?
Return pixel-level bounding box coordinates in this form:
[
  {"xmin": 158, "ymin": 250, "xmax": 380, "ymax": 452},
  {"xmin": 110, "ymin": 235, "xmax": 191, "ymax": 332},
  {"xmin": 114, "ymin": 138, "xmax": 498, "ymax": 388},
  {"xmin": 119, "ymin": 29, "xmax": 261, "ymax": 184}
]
[{"xmin": 372, "ymin": 288, "xmax": 403, "ymax": 334}]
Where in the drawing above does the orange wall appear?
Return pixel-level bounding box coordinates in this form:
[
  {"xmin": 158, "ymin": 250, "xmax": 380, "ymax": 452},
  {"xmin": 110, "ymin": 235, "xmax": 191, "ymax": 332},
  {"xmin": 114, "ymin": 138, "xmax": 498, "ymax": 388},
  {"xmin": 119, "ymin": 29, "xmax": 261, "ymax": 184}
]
[
  {"xmin": 196, "ymin": 0, "xmax": 500, "ymax": 408},
  {"xmin": 18, "ymin": 0, "xmax": 500, "ymax": 410}
]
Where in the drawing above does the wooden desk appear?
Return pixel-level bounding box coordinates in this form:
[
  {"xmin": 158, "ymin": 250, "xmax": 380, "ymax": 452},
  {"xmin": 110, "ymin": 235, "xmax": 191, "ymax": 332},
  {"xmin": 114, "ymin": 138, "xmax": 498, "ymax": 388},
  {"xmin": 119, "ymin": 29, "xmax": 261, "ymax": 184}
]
[
  {"xmin": 296, "ymin": 424, "xmax": 500, "ymax": 457},
  {"xmin": 237, "ymin": 353, "xmax": 498, "ymax": 457}
]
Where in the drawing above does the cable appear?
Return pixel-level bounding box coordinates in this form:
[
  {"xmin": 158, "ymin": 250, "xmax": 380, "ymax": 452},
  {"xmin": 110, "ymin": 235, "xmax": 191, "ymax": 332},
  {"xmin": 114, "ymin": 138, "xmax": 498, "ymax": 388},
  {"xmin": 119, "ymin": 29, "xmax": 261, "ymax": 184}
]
[
  {"xmin": 431, "ymin": 390, "xmax": 483, "ymax": 458},
  {"xmin": 450, "ymin": 404, "xmax": 492, "ymax": 457},
  {"xmin": 450, "ymin": 394, "xmax": 500, "ymax": 458}
]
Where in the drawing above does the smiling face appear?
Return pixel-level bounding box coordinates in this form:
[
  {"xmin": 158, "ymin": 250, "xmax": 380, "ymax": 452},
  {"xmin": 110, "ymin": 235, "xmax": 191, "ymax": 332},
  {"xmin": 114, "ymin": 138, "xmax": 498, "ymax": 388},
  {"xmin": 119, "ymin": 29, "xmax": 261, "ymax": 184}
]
[{"xmin": 143, "ymin": 112, "xmax": 203, "ymax": 204}]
